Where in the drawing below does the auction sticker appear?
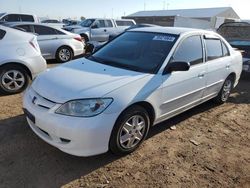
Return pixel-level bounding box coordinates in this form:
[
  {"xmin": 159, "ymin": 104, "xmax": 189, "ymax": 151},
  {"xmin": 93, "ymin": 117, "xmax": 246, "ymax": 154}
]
[{"xmin": 153, "ymin": 35, "xmax": 176, "ymax": 42}]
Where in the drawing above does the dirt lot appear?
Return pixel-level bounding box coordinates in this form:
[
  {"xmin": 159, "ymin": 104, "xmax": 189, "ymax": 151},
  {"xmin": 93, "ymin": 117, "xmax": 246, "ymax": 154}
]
[{"xmin": 0, "ymin": 65, "xmax": 249, "ymax": 188}]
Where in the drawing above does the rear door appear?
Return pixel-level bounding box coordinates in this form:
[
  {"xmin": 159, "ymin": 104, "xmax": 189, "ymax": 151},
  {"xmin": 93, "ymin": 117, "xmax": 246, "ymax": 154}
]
[
  {"xmin": 202, "ymin": 35, "xmax": 231, "ymax": 98},
  {"xmin": 20, "ymin": 15, "xmax": 35, "ymax": 22},
  {"xmin": 33, "ymin": 25, "xmax": 60, "ymax": 59},
  {"xmin": 160, "ymin": 35, "xmax": 207, "ymax": 119}
]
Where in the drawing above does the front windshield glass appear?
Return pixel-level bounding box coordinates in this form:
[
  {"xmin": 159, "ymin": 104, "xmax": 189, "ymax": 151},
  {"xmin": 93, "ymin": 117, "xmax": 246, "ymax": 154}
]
[
  {"xmin": 80, "ymin": 19, "xmax": 95, "ymax": 27},
  {"xmin": 89, "ymin": 31, "xmax": 178, "ymax": 74}
]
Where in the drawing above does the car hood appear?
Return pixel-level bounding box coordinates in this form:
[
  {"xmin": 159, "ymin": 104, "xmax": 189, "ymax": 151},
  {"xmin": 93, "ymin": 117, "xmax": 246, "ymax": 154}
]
[{"xmin": 32, "ymin": 58, "xmax": 149, "ymax": 103}]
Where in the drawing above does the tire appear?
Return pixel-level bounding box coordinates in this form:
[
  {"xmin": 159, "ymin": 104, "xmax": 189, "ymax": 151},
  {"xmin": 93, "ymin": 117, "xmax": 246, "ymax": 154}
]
[
  {"xmin": 214, "ymin": 75, "xmax": 234, "ymax": 104},
  {"xmin": 0, "ymin": 64, "xmax": 29, "ymax": 95},
  {"xmin": 109, "ymin": 105, "xmax": 150, "ymax": 155},
  {"xmin": 56, "ymin": 46, "xmax": 73, "ymax": 63}
]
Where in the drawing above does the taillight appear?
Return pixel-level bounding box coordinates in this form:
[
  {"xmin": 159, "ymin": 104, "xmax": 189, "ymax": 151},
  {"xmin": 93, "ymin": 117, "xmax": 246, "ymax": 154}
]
[
  {"xmin": 29, "ymin": 41, "xmax": 37, "ymax": 50},
  {"xmin": 29, "ymin": 38, "xmax": 39, "ymax": 51},
  {"xmin": 74, "ymin": 37, "xmax": 82, "ymax": 42}
]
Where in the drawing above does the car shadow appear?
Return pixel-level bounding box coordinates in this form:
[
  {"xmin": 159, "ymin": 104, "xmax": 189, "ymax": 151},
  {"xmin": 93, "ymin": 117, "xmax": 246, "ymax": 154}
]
[{"xmin": 0, "ymin": 78, "xmax": 249, "ymax": 187}]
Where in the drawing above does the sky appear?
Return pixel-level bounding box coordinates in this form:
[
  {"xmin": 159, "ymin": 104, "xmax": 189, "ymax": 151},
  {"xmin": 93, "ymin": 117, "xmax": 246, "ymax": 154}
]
[{"xmin": 0, "ymin": 0, "xmax": 249, "ymax": 20}]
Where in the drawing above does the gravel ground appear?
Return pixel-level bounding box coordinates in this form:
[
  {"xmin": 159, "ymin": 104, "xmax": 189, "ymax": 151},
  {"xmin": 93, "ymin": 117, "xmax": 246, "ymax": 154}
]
[{"xmin": 0, "ymin": 65, "xmax": 249, "ymax": 188}]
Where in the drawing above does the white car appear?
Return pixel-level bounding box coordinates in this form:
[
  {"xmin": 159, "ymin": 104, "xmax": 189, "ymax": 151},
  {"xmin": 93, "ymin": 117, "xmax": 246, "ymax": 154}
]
[
  {"xmin": 0, "ymin": 25, "xmax": 46, "ymax": 94},
  {"xmin": 23, "ymin": 27, "xmax": 242, "ymax": 156},
  {"xmin": 5, "ymin": 23, "xmax": 85, "ymax": 62},
  {"xmin": 0, "ymin": 13, "xmax": 39, "ymax": 23}
]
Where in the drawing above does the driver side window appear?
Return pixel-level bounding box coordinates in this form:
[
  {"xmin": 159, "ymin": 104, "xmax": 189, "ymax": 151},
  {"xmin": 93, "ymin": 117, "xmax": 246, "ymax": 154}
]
[
  {"xmin": 93, "ymin": 20, "xmax": 106, "ymax": 28},
  {"xmin": 172, "ymin": 35, "xmax": 203, "ymax": 66}
]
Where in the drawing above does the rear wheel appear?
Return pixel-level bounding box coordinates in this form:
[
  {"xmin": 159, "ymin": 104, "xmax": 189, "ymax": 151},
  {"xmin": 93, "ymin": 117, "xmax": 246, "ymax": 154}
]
[
  {"xmin": 56, "ymin": 46, "xmax": 73, "ymax": 63},
  {"xmin": 214, "ymin": 75, "xmax": 234, "ymax": 104},
  {"xmin": 0, "ymin": 64, "xmax": 29, "ymax": 95},
  {"xmin": 109, "ymin": 105, "xmax": 150, "ymax": 155}
]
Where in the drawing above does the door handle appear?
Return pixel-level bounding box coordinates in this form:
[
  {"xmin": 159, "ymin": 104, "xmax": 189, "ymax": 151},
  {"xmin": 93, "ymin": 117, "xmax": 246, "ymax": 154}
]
[
  {"xmin": 198, "ymin": 72, "xmax": 205, "ymax": 78},
  {"xmin": 198, "ymin": 74, "xmax": 204, "ymax": 78}
]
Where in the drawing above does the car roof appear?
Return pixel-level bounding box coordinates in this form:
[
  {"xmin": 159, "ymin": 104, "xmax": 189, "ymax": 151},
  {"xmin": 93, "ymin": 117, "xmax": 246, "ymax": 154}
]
[{"xmin": 130, "ymin": 26, "xmax": 209, "ymax": 35}]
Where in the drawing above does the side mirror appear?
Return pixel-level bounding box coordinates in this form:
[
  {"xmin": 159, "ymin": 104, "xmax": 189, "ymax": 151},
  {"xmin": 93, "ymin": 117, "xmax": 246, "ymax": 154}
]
[
  {"xmin": 91, "ymin": 24, "xmax": 98, "ymax": 29},
  {"xmin": 163, "ymin": 61, "xmax": 190, "ymax": 75}
]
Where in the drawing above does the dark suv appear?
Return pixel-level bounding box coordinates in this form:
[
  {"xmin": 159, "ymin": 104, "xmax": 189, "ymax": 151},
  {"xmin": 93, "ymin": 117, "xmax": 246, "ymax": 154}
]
[{"xmin": 218, "ymin": 22, "xmax": 250, "ymax": 73}]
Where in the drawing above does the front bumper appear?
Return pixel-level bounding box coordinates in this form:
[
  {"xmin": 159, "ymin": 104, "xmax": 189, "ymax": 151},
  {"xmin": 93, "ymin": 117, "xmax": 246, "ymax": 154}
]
[{"xmin": 23, "ymin": 88, "xmax": 119, "ymax": 157}]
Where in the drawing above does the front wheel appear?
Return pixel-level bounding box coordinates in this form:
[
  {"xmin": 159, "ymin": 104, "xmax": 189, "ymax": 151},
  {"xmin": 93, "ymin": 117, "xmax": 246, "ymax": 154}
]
[
  {"xmin": 214, "ymin": 76, "xmax": 234, "ymax": 104},
  {"xmin": 109, "ymin": 105, "xmax": 150, "ymax": 155},
  {"xmin": 0, "ymin": 64, "xmax": 29, "ymax": 95}
]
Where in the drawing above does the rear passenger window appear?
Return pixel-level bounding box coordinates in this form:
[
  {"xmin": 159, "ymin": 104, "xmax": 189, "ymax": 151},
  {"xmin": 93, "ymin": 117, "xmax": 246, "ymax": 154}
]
[
  {"xmin": 34, "ymin": 25, "xmax": 58, "ymax": 35},
  {"xmin": 20, "ymin": 15, "xmax": 34, "ymax": 22},
  {"xmin": 205, "ymin": 39, "xmax": 223, "ymax": 61},
  {"xmin": 15, "ymin": 25, "xmax": 32, "ymax": 32},
  {"xmin": 0, "ymin": 29, "xmax": 6, "ymax": 40},
  {"xmin": 221, "ymin": 42, "xmax": 230, "ymax": 56},
  {"xmin": 173, "ymin": 35, "xmax": 203, "ymax": 66}
]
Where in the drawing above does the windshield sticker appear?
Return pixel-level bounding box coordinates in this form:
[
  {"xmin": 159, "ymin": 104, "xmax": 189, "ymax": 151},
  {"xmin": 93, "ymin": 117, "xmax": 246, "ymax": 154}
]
[{"xmin": 153, "ymin": 35, "xmax": 176, "ymax": 42}]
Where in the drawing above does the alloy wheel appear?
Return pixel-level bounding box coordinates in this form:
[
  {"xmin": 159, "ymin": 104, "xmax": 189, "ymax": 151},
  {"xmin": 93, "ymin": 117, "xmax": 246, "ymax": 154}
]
[
  {"xmin": 221, "ymin": 79, "xmax": 232, "ymax": 101},
  {"xmin": 59, "ymin": 48, "xmax": 71, "ymax": 62},
  {"xmin": 1, "ymin": 70, "xmax": 25, "ymax": 91},
  {"xmin": 119, "ymin": 115, "xmax": 146, "ymax": 149}
]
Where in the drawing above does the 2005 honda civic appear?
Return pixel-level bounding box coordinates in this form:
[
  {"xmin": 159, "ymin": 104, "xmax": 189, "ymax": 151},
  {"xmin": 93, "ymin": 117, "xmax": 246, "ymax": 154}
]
[{"xmin": 23, "ymin": 27, "xmax": 242, "ymax": 156}]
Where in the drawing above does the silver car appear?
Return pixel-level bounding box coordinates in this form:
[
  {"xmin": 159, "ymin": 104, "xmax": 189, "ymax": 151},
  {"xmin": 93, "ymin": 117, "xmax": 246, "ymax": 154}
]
[{"xmin": 5, "ymin": 22, "xmax": 85, "ymax": 62}]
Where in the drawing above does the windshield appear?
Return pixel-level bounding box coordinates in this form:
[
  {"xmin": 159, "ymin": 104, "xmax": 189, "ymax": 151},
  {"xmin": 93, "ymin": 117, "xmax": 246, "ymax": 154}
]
[
  {"xmin": 0, "ymin": 13, "xmax": 5, "ymax": 17},
  {"xmin": 80, "ymin": 19, "xmax": 95, "ymax": 27},
  {"xmin": 88, "ymin": 31, "xmax": 178, "ymax": 74}
]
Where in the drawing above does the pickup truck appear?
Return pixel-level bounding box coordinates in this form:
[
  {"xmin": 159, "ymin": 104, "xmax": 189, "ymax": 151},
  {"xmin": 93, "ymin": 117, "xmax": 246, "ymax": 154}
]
[{"xmin": 63, "ymin": 18, "xmax": 136, "ymax": 42}]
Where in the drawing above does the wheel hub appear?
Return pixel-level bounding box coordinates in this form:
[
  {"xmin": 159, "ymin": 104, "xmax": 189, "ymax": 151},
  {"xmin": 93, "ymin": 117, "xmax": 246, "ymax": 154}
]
[
  {"xmin": 1, "ymin": 70, "xmax": 25, "ymax": 91},
  {"xmin": 119, "ymin": 115, "xmax": 146, "ymax": 149}
]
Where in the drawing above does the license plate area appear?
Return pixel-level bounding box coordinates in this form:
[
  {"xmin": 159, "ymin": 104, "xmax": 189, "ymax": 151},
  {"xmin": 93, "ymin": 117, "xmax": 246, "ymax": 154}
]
[{"xmin": 23, "ymin": 108, "xmax": 35, "ymax": 124}]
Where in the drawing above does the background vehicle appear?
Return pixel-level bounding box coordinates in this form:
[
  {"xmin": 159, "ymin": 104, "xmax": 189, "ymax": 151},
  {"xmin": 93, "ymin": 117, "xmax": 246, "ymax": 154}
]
[
  {"xmin": 85, "ymin": 23, "xmax": 157, "ymax": 53},
  {"xmin": 23, "ymin": 27, "xmax": 242, "ymax": 156},
  {"xmin": 5, "ymin": 22, "xmax": 85, "ymax": 63},
  {"xmin": 41, "ymin": 19, "xmax": 65, "ymax": 29},
  {"xmin": 41, "ymin": 19, "xmax": 61, "ymax": 24},
  {"xmin": 62, "ymin": 19, "xmax": 80, "ymax": 26},
  {"xmin": 217, "ymin": 22, "xmax": 250, "ymax": 73},
  {"xmin": 63, "ymin": 18, "xmax": 136, "ymax": 42},
  {"xmin": 0, "ymin": 13, "xmax": 39, "ymax": 23},
  {"xmin": 0, "ymin": 25, "xmax": 46, "ymax": 94}
]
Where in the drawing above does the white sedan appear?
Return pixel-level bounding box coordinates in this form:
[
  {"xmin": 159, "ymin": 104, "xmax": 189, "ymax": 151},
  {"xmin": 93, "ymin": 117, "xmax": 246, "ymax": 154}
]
[
  {"xmin": 5, "ymin": 22, "xmax": 85, "ymax": 63},
  {"xmin": 23, "ymin": 27, "xmax": 242, "ymax": 156},
  {"xmin": 0, "ymin": 25, "xmax": 46, "ymax": 94}
]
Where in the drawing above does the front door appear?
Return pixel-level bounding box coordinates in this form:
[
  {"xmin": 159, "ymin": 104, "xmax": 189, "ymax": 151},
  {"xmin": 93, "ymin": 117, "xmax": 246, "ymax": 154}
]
[
  {"xmin": 160, "ymin": 35, "xmax": 206, "ymax": 120},
  {"xmin": 90, "ymin": 20, "xmax": 109, "ymax": 42}
]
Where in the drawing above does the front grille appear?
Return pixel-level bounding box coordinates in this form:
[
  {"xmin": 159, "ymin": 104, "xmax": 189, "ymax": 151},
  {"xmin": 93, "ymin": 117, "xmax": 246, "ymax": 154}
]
[{"xmin": 29, "ymin": 88, "xmax": 56, "ymax": 110}]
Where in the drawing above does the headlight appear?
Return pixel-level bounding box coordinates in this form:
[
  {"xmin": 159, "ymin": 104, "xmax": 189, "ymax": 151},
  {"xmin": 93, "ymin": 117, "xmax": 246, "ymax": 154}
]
[{"xmin": 56, "ymin": 98, "xmax": 113, "ymax": 117}]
